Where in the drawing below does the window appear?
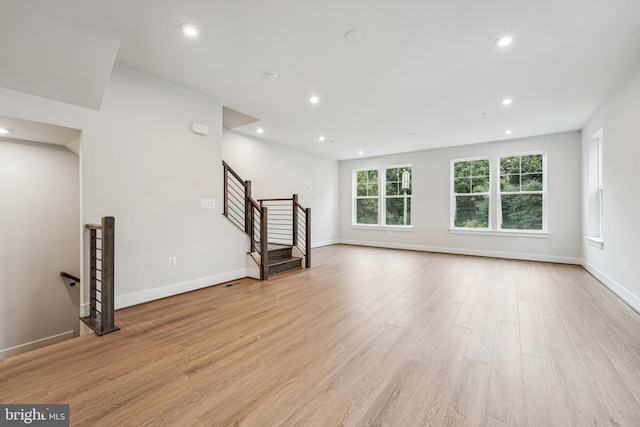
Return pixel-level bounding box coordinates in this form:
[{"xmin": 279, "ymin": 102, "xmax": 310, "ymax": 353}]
[
  {"xmin": 451, "ymin": 158, "xmax": 490, "ymax": 228},
  {"xmin": 352, "ymin": 165, "xmax": 412, "ymax": 227},
  {"xmin": 354, "ymin": 169, "xmax": 379, "ymax": 224},
  {"xmin": 384, "ymin": 166, "xmax": 412, "ymax": 226},
  {"xmin": 586, "ymin": 129, "xmax": 603, "ymax": 247},
  {"xmin": 499, "ymin": 152, "xmax": 546, "ymax": 230}
]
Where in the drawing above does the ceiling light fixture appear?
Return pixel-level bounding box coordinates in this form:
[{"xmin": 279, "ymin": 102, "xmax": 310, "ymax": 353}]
[
  {"xmin": 257, "ymin": 127, "xmax": 264, "ymax": 134},
  {"xmin": 0, "ymin": 128, "xmax": 13, "ymax": 135},
  {"xmin": 495, "ymin": 35, "xmax": 513, "ymax": 47},
  {"xmin": 318, "ymin": 135, "xmax": 326, "ymax": 141},
  {"xmin": 358, "ymin": 151, "xmax": 364, "ymax": 156},
  {"xmin": 505, "ymin": 129, "xmax": 513, "ymax": 135},
  {"xmin": 180, "ymin": 23, "xmax": 200, "ymax": 38},
  {"xmin": 345, "ymin": 29, "xmax": 362, "ymax": 40},
  {"xmin": 502, "ymin": 98, "xmax": 513, "ymax": 106},
  {"xmin": 309, "ymin": 95, "xmax": 320, "ymax": 104}
]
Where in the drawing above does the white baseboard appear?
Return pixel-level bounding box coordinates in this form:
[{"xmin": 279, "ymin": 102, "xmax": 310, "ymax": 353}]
[
  {"xmin": 312, "ymin": 239, "xmax": 339, "ymax": 248},
  {"xmin": 0, "ymin": 330, "xmax": 74, "ymax": 360},
  {"xmin": 581, "ymin": 260, "xmax": 640, "ymax": 314},
  {"xmin": 338, "ymin": 239, "xmax": 582, "ymax": 265},
  {"xmin": 81, "ymin": 269, "xmax": 250, "ymax": 315}
]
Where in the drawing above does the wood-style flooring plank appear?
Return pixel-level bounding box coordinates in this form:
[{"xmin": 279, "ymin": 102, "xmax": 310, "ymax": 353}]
[
  {"xmin": 521, "ymin": 354, "xmax": 568, "ymax": 426},
  {"xmin": 441, "ymin": 357, "xmax": 491, "ymax": 427},
  {"xmin": 464, "ymin": 301, "xmax": 499, "ymax": 365},
  {"xmin": 485, "ymin": 320, "xmax": 525, "ymax": 426}
]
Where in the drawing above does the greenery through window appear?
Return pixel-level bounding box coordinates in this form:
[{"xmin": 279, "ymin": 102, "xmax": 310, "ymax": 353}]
[
  {"xmin": 385, "ymin": 167, "xmax": 412, "ymax": 226},
  {"xmin": 499, "ymin": 153, "xmax": 545, "ymax": 230},
  {"xmin": 355, "ymin": 169, "xmax": 379, "ymax": 224},
  {"xmin": 452, "ymin": 158, "xmax": 490, "ymax": 228},
  {"xmin": 353, "ymin": 165, "xmax": 412, "ymax": 227}
]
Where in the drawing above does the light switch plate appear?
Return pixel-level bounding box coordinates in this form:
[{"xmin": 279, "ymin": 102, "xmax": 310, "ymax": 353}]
[{"xmin": 201, "ymin": 199, "xmax": 215, "ymax": 208}]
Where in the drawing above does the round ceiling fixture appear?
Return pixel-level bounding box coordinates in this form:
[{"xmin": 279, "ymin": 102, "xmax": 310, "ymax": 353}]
[
  {"xmin": 504, "ymin": 129, "xmax": 513, "ymax": 135},
  {"xmin": 265, "ymin": 71, "xmax": 279, "ymax": 81},
  {"xmin": 0, "ymin": 128, "xmax": 13, "ymax": 135},
  {"xmin": 358, "ymin": 150, "xmax": 364, "ymax": 156},
  {"xmin": 180, "ymin": 23, "xmax": 200, "ymax": 38},
  {"xmin": 257, "ymin": 127, "xmax": 264, "ymax": 134},
  {"xmin": 309, "ymin": 95, "xmax": 319, "ymax": 104},
  {"xmin": 345, "ymin": 29, "xmax": 362, "ymax": 40},
  {"xmin": 502, "ymin": 98, "xmax": 513, "ymax": 106},
  {"xmin": 318, "ymin": 135, "xmax": 326, "ymax": 141}
]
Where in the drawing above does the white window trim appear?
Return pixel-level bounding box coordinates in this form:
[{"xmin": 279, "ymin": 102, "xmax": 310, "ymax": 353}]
[
  {"xmin": 352, "ymin": 167, "xmax": 380, "ymax": 226},
  {"xmin": 497, "ymin": 150, "xmax": 548, "ymax": 232},
  {"xmin": 383, "ymin": 164, "xmax": 412, "ymax": 228},
  {"xmin": 351, "ymin": 164, "xmax": 413, "ymax": 229},
  {"xmin": 585, "ymin": 128, "xmax": 604, "ymax": 248},
  {"xmin": 450, "ymin": 156, "xmax": 492, "ymax": 230}
]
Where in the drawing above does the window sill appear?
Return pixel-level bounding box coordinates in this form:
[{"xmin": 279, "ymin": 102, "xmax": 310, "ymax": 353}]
[
  {"xmin": 352, "ymin": 225, "xmax": 414, "ymax": 232},
  {"xmin": 585, "ymin": 236, "xmax": 604, "ymax": 249},
  {"xmin": 448, "ymin": 228, "xmax": 549, "ymax": 239}
]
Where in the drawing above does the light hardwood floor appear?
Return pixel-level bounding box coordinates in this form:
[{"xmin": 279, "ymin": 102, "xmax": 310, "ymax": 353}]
[{"xmin": 2, "ymin": 245, "xmax": 640, "ymax": 426}]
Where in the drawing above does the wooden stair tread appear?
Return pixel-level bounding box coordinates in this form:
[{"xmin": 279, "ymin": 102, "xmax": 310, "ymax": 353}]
[{"xmin": 268, "ymin": 256, "xmax": 302, "ymax": 267}]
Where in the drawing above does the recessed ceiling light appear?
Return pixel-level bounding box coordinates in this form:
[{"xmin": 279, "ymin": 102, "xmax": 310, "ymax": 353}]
[
  {"xmin": 257, "ymin": 127, "xmax": 264, "ymax": 134},
  {"xmin": 358, "ymin": 151, "xmax": 364, "ymax": 156},
  {"xmin": 505, "ymin": 129, "xmax": 513, "ymax": 135},
  {"xmin": 495, "ymin": 35, "xmax": 513, "ymax": 47},
  {"xmin": 318, "ymin": 135, "xmax": 326, "ymax": 141},
  {"xmin": 309, "ymin": 95, "xmax": 319, "ymax": 104},
  {"xmin": 502, "ymin": 98, "xmax": 513, "ymax": 106},
  {"xmin": 0, "ymin": 128, "xmax": 13, "ymax": 135},
  {"xmin": 180, "ymin": 23, "xmax": 200, "ymax": 38}
]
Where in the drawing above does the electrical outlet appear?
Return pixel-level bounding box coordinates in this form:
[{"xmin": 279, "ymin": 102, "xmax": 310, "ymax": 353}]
[{"xmin": 169, "ymin": 257, "xmax": 177, "ymax": 267}]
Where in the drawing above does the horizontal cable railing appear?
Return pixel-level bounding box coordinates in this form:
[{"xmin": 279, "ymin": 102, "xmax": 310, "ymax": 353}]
[
  {"xmin": 223, "ymin": 161, "xmax": 311, "ymax": 278},
  {"xmin": 81, "ymin": 216, "xmax": 120, "ymax": 336},
  {"xmin": 223, "ymin": 161, "xmax": 268, "ymax": 279}
]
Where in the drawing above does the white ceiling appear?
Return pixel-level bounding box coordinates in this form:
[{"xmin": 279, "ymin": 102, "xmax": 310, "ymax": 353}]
[{"xmin": 1, "ymin": 0, "xmax": 640, "ymax": 159}]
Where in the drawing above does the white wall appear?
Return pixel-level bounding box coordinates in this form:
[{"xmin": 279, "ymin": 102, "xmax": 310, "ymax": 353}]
[
  {"xmin": 581, "ymin": 62, "xmax": 640, "ymax": 312},
  {"xmin": 222, "ymin": 131, "xmax": 339, "ymax": 247},
  {"xmin": 0, "ymin": 139, "xmax": 79, "ymax": 358},
  {"xmin": 339, "ymin": 131, "xmax": 582, "ymax": 263},
  {"xmin": 0, "ymin": 63, "xmax": 250, "ymax": 319}
]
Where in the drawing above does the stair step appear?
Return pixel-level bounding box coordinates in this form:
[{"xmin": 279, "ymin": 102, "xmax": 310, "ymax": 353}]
[
  {"xmin": 268, "ymin": 244, "xmax": 294, "ymax": 261},
  {"xmin": 268, "ymin": 256, "xmax": 302, "ymax": 276}
]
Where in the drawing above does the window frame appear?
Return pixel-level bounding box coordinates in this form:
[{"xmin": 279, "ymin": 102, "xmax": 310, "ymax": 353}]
[
  {"xmin": 497, "ymin": 150, "xmax": 547, "ymax": 232},
  {"xmin": 383, "ymin": 164, "xmax": 413, "ymax": 227},
  {"xmin": 351, "ymin": 164, "xmax": 413, "ymax": 229},
  {"xmin": 586, "ymin": 128, "xmax": 604, "ymax": 248},
  {"xmin": 352, "ymin": 167, "xmax": 380, "ymax": 226},
  {"xmin": 450, "ymin": 156, "xmax": 492, "ymax": 230}
]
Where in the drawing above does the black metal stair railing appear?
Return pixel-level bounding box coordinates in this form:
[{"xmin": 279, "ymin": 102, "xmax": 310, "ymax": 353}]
[
  {"xmin": 81, "ymin": 216, "xmax": 120, "ymax": 336},
  {"xmin": 222, "ymin": 161, "xmax": 310, "ymax": 279}
]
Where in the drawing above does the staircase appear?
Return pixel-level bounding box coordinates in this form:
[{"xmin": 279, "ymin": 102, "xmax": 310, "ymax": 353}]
[
  {"xmin": 223, "ymin": 161, "xmax": 311, "ymax": 279},
  {"xmin": 267, "ymin": 244, "xmax": 303, "ymax": 276}
]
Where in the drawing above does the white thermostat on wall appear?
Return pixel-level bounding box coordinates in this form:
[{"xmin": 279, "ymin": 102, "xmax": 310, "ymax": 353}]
[{"xmin": 191, "ymin": 122, "xmax": 209, "ymax": 136}]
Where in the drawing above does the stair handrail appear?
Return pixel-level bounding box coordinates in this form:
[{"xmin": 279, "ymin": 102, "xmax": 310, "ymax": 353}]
[
  {"xmin": 223, "ymin": 161, "xmax": 269, "ymax": 279},
  {"xmin": 82, "ymin": 216, "xmax": 120, "ymax": 336},
  {"xmin": 223, "ymin": 161, "xmax": 311, "ymax": 278}
]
